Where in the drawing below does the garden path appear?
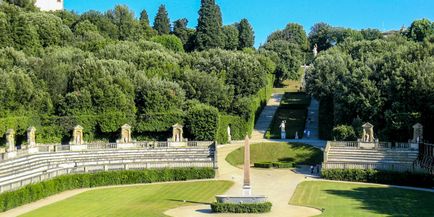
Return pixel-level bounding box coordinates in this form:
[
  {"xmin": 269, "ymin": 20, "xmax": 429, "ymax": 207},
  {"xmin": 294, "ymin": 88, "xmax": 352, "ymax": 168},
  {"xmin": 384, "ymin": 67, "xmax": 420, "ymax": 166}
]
[
  {"xmin": 251, "ymin": 93, "xmax": 284, "ymax": 140},
  {"xmin": 164, "ymin": 143, "xmax": 322, "ymax": 217}
]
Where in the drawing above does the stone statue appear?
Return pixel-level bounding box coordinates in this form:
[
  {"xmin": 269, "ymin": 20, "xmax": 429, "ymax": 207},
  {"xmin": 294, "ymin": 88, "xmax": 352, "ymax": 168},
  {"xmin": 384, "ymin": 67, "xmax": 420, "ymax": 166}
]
[
  {"xmin": 120, "ymin": 124, "xmax": 132, "ymax": 143},
  {"xmin": 27, "ymin": 127, "xmax": 36, "ymax": 147},
  {"xmin": 227, "ymin": 125, "xmax": 232, "ymax": 143},
  {"xmin": 280, "ymin": 120, "xmax": 286, "ymax": 139},
  {"xmin": 6, "ymin": 129, "xmax": 15, "ymax": 152},
  {"xmin": 295, "ymin": 131, "xmax": 299, "ymax": 139},
  {"xmin": 361, "ymin": 122, "xmax": 374, "ymax": 142},
  {"xmin": 412, "ymin": 123, "xmax": 423, "ymax": 143},
  {"xmin": 71, "ymin": 125, "xmax": 84, "ymax": 145},
  {"xmin": 313, "ymin": 44, "xmax": 318, "ymax": 57},
  {"xmin": 172, "ymin": 123, "xmax": 184, "ymax": 142}
]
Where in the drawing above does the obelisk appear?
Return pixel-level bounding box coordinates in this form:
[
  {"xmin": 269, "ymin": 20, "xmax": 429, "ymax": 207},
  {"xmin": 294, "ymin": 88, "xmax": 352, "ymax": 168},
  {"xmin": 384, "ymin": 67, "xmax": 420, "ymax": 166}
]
[{"xmin": 243, "ymin": 135, "xmax": 252, "ymax": 196}]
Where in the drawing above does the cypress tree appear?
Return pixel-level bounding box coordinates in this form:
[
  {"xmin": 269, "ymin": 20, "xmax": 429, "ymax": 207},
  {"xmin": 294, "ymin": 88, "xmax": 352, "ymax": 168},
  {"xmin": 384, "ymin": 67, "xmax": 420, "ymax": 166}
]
[
  {"xmin": 195, "ymin": 0, "xmax": 224, "ymax": 50},
  {"xmin": 237, "ymin": 18, "xmax": 254, "ymax": 49},
  {"xmin": 153, "ymin": 5, "xmax": 170, "ymax": 35},
  {"xmin": 139, "ymin": 9, "xmax": 150, "ymax": 27}
]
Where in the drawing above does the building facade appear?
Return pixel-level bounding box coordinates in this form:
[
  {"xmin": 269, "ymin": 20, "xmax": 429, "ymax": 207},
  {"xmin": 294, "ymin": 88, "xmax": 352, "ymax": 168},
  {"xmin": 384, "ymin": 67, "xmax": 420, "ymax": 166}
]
[{"xmin": 35, "ymin": 0, "xmax": 64, "ymax": 11}]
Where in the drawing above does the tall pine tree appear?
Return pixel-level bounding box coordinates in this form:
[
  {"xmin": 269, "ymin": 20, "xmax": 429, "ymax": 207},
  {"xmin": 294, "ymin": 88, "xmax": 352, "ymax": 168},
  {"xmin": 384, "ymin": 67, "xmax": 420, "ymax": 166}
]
[
  {"xmin": 195, "ymin": 0, "xmax": 224, "ymax": 50},
  {"xmin": 139, "ymin": 9, "xmax": 150, "ymax": 26},
  {"xmin": 153, "ymin": 5, "xmax": 170, "ymax": 35},
  {"xmin": 237, "ymin": 18, "xmax": 254, "ymax": 49}
]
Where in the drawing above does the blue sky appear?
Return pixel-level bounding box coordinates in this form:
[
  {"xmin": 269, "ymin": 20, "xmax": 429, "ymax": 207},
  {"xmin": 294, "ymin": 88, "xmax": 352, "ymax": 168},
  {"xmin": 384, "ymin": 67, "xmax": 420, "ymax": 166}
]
[{"xmin": 65, "ymin": 0, "xmax": 434, "ymax": 47}]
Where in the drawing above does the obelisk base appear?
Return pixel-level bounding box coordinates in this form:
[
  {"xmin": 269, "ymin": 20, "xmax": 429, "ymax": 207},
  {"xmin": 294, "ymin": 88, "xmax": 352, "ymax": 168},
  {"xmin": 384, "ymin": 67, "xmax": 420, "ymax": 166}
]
[{"xmin": 243, "ymin": 185, "xmax": 252, "ymax": 196}]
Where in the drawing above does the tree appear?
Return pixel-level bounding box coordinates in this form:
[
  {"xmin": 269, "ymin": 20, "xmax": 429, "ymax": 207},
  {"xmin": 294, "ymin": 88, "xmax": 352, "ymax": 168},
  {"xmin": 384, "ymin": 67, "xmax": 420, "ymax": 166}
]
[
  {"xmin": 153, "ymin": 4, "xmax": 170, "ymax": 35},
  {"xmin": 151, "ymin": 35, "xmax": 184, "ymax": 52},
  {"xmin": 172, "ymin": 18, "xmax": 189, "ymax": 44},
  {"xmin": 406, "ymin": 18, "xmax": 434, "ymax": 42},
  {"xmin": 195, "ymin": 0, "xmax": 224, "ymax": 50},
  {"xmin": 267, "ymin": 23, "xmax": 308, "ymax": 50},
  {"xmin": 361, "ymin": 28, "xmax": 383, "ymax": 40},
  {"xmin": 237, "ymin": 19, "xmax": 254, "ymax": 49},
  {"xmin": 186, "ymin": 103, "xmax": 219, "ymax": 141},
  {"xmin": 308, "ymin": 22, "xmax": 334, "ymax": 51},
  {"xmin": 222, "ymin": 25, "xmax": 239, "ymax": 50},
  {"xmin": 5, "ymin": 0, "xmax": 36, "ymax": 10},
  {"xmin": 106, "ymin": 5, "xmax": 138, "ymax": 40},
  {"xmin": 80, "ymin": 10, "xmax": 119, "ymax": 39},
  {"xmin": 139, "ymin": 9, "xmax": 150, "ymax": 26}
]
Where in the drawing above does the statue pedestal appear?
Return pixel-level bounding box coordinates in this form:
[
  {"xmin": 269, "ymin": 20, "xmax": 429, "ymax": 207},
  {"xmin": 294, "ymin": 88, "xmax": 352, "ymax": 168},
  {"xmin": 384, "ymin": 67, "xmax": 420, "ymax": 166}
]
[
  {"xmin": 410, "ymin": 143, "xmax": 419, "ymax": 150},
  {"xmin": 28, "ymin": 147, "xmax": 39, "ymax": 154},
  {"xmin": 70, "ymin": 145, "xmax": 88, "ymax": 151},
  {"xmin": 359, "ymin": 142, "xmax": 375, "ymax": 149},
  {"xmin": 5, "ymin": 151, "xmax": 17, "ymax": 159},
  {"xmin": 243, "ymin": 185, "xmax": 252, "ymax": 196},
  {"xmin": 116, "ymin": 143, "xmax": 136, "ymax": 149},
  {"xmin": 169, "ymin": 142, "xmax": 187, "ymax": 147},
  {"xmin": 281, "ymin": 132, "xmax": 286, "ymax": 139}
]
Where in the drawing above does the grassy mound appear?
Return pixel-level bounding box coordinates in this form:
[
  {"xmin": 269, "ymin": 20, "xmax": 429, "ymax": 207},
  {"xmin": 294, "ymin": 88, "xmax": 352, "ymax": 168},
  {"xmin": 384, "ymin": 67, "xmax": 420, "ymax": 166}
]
[
  {"xmin": 290, "ymin": 181, "xmax": 434, "ymax": 217},
  {"xmin": 225, "ymin": 142, "xmax": 322, "ymax": 167},
  {"xmin": 21, "ymin": 181, "xmax": 233, "ymax": 217}
]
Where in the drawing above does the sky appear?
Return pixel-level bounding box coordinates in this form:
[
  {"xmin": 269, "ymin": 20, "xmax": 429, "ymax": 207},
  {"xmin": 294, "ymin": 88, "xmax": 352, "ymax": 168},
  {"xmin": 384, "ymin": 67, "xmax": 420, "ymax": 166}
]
[{"xmin": 65, "ymin": 0, "xmax": 434, "ymax": 47}]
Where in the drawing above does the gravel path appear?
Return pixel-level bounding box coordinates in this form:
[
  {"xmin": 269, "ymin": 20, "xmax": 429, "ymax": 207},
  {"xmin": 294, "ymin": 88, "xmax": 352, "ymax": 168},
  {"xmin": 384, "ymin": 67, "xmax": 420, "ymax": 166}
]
[
  {"xmin": 251, "ymin": 93, "xmax": 283, "ymax": 140},
  {"xmin": 164, "ymin": 143, "xmax": 322, "ymax": 217}
]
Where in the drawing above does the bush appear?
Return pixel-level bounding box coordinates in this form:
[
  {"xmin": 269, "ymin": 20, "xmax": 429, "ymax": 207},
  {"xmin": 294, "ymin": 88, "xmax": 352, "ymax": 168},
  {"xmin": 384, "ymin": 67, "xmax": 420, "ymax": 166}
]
[
  {"xmin": 332, "ymin": 125, "xmax": 357, "ymax": 141},
  {"xmin": 151, "ymin": 35, "xmax": 184, "ymax": 52},
  {"xmin": 272, "ymin": 162, "xmax": 294, "ymax": 168},
  {"xmin": 211, "ymin": 202, "xmax": 272, "ymax": 213},
  {"xmin": 254, "ymin": 162, "xmax": 273, "ymax": 168},
  {"xmin": 0, "ymin": 168, "xmax": 214, "ymax": 212},
  {"xmin": 322, "ymin": 169, "xmax": 434, "ymax": 188},
  {"xmin": 186, "ymin": 103, "xmax": 219, "ymax": 141}
]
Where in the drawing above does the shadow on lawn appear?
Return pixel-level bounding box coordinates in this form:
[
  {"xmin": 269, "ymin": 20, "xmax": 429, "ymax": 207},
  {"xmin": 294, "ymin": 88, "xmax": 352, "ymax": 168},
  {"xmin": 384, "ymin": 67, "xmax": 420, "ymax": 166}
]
[
  {"xmin": 325, "ymin": 187, "xmax": 434, "ymax": 217},
  {"xmin": 167, "ymin": 199, "xmax": 210, "ymax": 205}
]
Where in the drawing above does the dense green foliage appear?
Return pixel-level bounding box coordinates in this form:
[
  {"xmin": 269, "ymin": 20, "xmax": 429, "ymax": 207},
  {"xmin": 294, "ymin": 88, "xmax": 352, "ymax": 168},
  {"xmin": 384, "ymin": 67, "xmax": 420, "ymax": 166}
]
[
  {"xmin": 225, "ymin": 142, "xmax": 323, "ymax": 166},
  {"xmin": 307, "ymin": 31, "xmax": 434, "ymax": 141},
  {"xmin": 153, "ymin": 4, "xmax": 170, "ymax": 35},
  {"xmin": 237, "ymin": 18, "xmax": 254, "ymax": 49},
  {"xmin": 332, "ymin": 125, "xmax": 357, "ymax": 141},
  {"xmin": 0, "ymin": 168, "xmax": 215, "ymax": 212},
  {"xmin": 253, "ymin": 161, "xmax": 294, "ymax": 168},
  {"xmin": 23, "ymin": 181, "xmax": 233, "ymax": 217},
  {"xmin": 186, "ymin": 103, "xmax": 219, "ymax": 141},
  {"xmin": 0, "ymin": 3, "xmax": 274, "ymax": 144},
  {"xmin": 322, "ymin": 169, "xmax": 434, "ymax": 188},
  {"xmin": 195, "ymin": 0, "xmax": 224, "ymax": 50},
  {"xmin": 291, "ymin": 181, "xmax": 434, "ymax": 217},
  {"xmin": 211, "ymin": 202, "xmax": 272, "ymax": 213}
]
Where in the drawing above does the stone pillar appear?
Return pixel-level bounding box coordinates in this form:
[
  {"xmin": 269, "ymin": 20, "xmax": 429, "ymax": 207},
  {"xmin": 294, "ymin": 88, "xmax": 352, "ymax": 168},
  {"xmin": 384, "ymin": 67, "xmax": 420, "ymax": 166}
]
[
  {"xmin": 71, "ymin": 125, "xmax": 84, "ymax": 145},
  {"xmin": 120, "ymin": 124, "xmax": 132, "ymax": 143},
  {"xmin": 6, "ymin": 129, "xmax": 15, "ymax": 152},
  {"xmin": 27, "ymin": 127, "xmax": 36, "ymax": 147},
  {"xmin": 172, "ymin": 123, "xmax": 184, "ymax": 142},
  {"xmin": 243, "ymin": 135, "xmax": 251, "ymax": 196},
  {"xmin": 412, "ymin": 123, "xmax": 423, "ymax": 143},
  {"xmin": 361, "ymin": 122, "xmax": 374, "ymax": 142}
]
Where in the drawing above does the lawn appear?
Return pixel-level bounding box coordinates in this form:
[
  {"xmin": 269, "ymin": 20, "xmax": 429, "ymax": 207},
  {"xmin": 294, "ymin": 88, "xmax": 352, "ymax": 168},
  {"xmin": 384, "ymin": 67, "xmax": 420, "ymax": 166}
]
[
  {"xmin": 21, "ymin": 181, "xmax": 233, "ymax": 217},
  {"xmin": 225, "ymin": 142, "xmax": 322, "ymax": 166},
  {"xmin": 290, "ymin": 181, "xmax": 434, "ymax": 217},
  {"xmin": 268, "ymin": 92, "xmax": 311, "ymax": 139}
]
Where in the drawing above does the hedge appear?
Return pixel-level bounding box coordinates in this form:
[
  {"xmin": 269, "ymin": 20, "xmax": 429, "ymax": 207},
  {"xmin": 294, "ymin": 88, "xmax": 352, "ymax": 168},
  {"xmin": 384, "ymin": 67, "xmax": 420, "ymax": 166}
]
[
  {"xmin": 322, "ymin": 169, "xmax": 434, "ymax": 188},
  {"xmin": 211, "ymin": 202, "xmax": 272, "ymax": 213},
  {"xmin": 186, "ymin": 103, "xmax": 219, "ymax": 141},
  {"xmin": 254, "ymin": 162, "xmax": 294, "ymax": 169},
  {"xmin": 216, "ymin": 115, "xmax": 248, "ymax": 144},
  {"xmin": 0, "ymin": 167, "xmax": 214, "ymax": 212}
]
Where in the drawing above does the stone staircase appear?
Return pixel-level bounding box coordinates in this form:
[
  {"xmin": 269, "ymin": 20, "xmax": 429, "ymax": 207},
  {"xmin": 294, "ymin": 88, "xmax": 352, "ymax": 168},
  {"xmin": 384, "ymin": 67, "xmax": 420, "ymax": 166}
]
[
  {"xmin": 251, "ymin": 93, "xmax": 283, "ymax": 140},
  {"xmin": 324, "ymin": 144, "xmax": 419, "ymax": 172},
  {"xmin": 0, "ymin": 147, "xmax": 215, "ymax": 193}
]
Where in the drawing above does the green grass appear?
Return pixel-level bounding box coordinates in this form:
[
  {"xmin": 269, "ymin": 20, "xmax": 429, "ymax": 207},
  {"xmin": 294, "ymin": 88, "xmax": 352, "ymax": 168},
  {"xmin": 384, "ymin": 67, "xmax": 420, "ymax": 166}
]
[
  {"xmin": 225, "ymin": 142, "xmax": 322, "ymax": 166},
  {"xmin": 290, "ymin": 181, "xmax": 434, "ymax": 217},
  {"xmin": 21, "ymin": 181, "xmax": 233, "ymax": 217},
  {"xmin": 273, "ymin": 80, "xmax": 303, "ymax": 93},
  {"xmin": 268, "ymin": 92, "xmax": 311, "ymax": 139}
]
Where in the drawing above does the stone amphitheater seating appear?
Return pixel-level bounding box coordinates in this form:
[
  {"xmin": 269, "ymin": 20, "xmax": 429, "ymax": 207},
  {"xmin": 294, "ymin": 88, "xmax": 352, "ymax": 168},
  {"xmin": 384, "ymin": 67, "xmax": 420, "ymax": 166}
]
[
  {"xmin": 323, "ymin": 142, "xmax": 419, "ymax": 172},
  {"xmin": 0, "ymin": 146, "xmax": 216, "ymax": 193}
]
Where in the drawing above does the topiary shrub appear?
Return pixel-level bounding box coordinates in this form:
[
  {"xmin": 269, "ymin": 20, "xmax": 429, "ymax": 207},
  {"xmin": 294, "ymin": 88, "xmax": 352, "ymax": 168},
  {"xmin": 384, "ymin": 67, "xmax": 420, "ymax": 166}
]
[
  {"xmin": 211, "ymin": 202, "xmax": 272, "ymax": 213},
  {"xmin": 253, "ymin": 162, "xmax": 273, "ymax": 168},
  {"xmin": 272, "ymin": 162, "xmax": 293, "ymax": 168}
]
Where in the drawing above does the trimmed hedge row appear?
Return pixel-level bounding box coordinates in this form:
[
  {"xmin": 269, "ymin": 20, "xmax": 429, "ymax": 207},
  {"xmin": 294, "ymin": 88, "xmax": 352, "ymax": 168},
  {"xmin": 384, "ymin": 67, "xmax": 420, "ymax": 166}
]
[
  {"xmin": 322, "ymin": 169, "xmax": 434, "ymax": 188},
  {"xmin": 254, "ymin": 162, "xmax": 294, "ymax": 169},
  {"xmin": 211, "ymin": 202, "xmax": 272, "ymax": 213},
  {"xmin": 0, "ymin": 168, "xmax": 214, "ymax": 212}
]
